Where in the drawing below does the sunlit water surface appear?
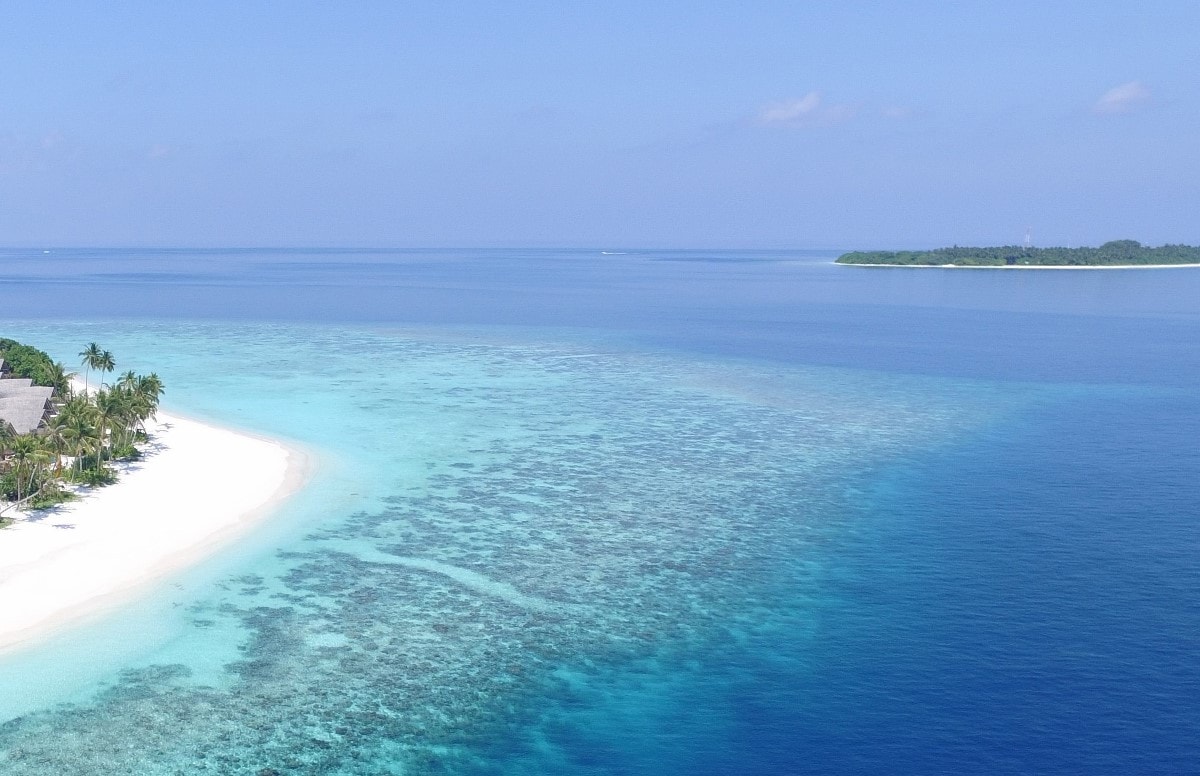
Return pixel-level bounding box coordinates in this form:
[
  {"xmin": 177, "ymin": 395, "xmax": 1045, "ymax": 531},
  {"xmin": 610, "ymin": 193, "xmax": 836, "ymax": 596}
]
[{"xmin": 0, "ymin": 248, "xmax": 1196, "ymax": 774}]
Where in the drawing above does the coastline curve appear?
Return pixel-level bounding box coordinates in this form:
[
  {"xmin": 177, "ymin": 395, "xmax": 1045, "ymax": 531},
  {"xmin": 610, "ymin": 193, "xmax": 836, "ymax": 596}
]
[{"xmin": 0, "ymin": 410, "xmax": 312, "ymax": 653}]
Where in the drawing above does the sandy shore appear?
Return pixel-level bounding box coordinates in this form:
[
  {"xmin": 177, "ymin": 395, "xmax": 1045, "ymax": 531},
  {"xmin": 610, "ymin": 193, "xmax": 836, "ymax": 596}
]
[
  {"xmin": 0, "ymin": 411, "xmax": 309, "ymax": 651},
  {"xmin": 836, "ymin": 262, "xmax": 1200, "ymax": 270}
]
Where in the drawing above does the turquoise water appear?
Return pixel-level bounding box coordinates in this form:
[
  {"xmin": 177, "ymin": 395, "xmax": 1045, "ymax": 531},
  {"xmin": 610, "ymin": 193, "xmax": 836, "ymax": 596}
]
[{"xmin": 1, "ymin": 249, "xmax": 1198, "ymax": 773}]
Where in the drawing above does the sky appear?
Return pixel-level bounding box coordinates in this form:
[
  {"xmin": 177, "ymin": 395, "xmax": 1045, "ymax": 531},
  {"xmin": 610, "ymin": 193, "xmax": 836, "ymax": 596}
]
[{"xmin": 1, "ymin": 1, "xmax": 1198, "ymax": 249}]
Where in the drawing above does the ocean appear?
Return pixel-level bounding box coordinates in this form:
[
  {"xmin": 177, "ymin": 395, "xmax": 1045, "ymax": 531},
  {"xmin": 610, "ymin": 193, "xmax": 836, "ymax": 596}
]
[{"xmin": 0, "ymin": 248, "xmax": 1197, "ymax": 774}]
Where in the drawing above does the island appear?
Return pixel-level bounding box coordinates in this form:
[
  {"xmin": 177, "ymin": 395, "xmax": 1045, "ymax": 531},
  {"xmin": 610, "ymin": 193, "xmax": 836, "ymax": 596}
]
[
  {"xmin": 0, "ymin": 339, "xmax": 163, "ymax": 519},
  {"xmin": 835, "ymin": 240, "xmax": 1200, "ymax": 268},
  {"xmin": 0, "ymin": 336, "xmax": 307, "ymax": 650}
]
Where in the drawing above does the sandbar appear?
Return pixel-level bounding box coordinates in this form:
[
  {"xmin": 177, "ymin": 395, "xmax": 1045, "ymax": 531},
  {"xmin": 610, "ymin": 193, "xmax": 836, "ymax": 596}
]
[
  {"xmin": 836, "ymin": 262, "xmax": 1200, "ymax": 270},
  {"xmin": 0, "ymin": 411, "xmax": 309, "ymax": 651}
]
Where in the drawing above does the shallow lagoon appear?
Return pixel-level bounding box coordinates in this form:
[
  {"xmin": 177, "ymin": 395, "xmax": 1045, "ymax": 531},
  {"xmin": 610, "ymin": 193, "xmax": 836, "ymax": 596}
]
[{"xmin": 1, "ymin": 249, "xmax": 1197, "ymax": 773}]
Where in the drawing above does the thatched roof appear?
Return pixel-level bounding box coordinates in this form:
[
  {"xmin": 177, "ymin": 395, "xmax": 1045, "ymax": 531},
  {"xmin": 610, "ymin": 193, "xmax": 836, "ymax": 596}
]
[
  {"xmin": 0, "ymin": 378, "xmax": 36, "ymax": 395},
  {"xmin": 0, "ymin": 380, "xmax": 53, "ymax": 434}
]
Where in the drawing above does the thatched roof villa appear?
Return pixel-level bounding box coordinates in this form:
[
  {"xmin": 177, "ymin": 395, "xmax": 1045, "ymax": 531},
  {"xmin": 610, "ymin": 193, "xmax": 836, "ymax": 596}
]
[{"xmin": 0, "ymin": 359, "xmax": 56, "ymax": 435}]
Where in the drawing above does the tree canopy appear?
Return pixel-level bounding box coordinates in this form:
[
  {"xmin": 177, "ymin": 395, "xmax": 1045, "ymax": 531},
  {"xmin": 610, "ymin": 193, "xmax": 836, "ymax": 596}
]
[
  {"xmin": 1, "ymin": 339, "xmax": 165, "ymax": 514},
  {"xmin": 0, "ymin": 339, "xmax": 54, "ymax": 378},
  {"xmin": 836, "ymin": 241, "xmax": 1200, "ymax": 267}
]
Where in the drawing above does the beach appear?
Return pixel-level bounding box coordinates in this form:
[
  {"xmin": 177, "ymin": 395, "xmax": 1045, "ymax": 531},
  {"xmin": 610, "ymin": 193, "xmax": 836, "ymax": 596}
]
[
  {"xmin": 0, "ymin": 410, "xmax": 308, "ymax": 651},
  {"xmin": 837, "ymin": 262, "xmax": 1200, "ymax": 269}
]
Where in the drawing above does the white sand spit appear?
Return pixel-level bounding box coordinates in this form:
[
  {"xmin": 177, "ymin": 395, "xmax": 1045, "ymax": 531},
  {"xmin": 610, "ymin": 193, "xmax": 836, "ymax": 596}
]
[
  {"xmin": 0, "ymin": 411, "xmax": 308, "ymax": 651},
  {"xmin": 837, "ymin": 262, "xmax": 1200, "ymax": 270}
]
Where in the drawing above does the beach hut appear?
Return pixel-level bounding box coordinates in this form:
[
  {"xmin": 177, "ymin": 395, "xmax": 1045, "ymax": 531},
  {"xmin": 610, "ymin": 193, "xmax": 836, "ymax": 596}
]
[{"xmin": 0, "ymin": 378, "xmax": 55, "ymax": 435}]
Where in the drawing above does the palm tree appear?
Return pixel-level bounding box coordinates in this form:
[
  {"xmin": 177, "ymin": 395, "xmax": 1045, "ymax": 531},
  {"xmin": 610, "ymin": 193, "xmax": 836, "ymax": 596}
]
[
  {"xmin": 142, "ymin": 372, "xmax": 165, "ymax": 398},
  {"xmin": 43, "ymin": 414, "xmax": 70, "ymax": 475},
  {"xmin": 98, "ymin": 350, "xmax": 116, "ymax": 389},
  {"xmin": 79, "ymin": 343, "xmax": 103, "ymax": 397},
  {"xmin": 9, "ymin": 436, "xmax": 38, "ymax": 503},
  {"xmin": 62, "ymin": 410, "xmax": 98, "ymax": 477},
  {"xmin": 45, "ymin": 361, "xmax": 77, "ymax": 398},
  {"xmin": 135, "ymin": 373, "xmax": 165, "ymax": 427},
  {"xmin": 95, "ymin": 388, "xmax": 126, "ymax": 460},
  {"xmin": 110, "ymin": 371, "xmax": 145, "ymax": 449},
  {"xmin": 23, "ymin": 440, "xmax": 52, "ymax": 503},
  {"xmin": 0, "ymin": 420, "xmax": 15, "ymax": 462},
  {"xmin": 58, "ymin": 395, "xmax": 93, "ymax": 422}
]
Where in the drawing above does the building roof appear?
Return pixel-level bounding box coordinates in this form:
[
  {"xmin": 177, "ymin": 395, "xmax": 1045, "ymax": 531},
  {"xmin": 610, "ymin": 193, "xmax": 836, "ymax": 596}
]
[
  {"xmin": 0, "ymin": 378, "xmax": 36, "ymax": 396},
  {"xmin": 0, "ymin": 379, "xmax": 54, "ymax": 434}
]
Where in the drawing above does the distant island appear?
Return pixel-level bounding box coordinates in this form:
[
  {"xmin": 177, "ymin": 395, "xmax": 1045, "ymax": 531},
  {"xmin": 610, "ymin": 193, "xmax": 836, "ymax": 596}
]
[{"xmin": 836, "ymin": 240, "xmax": 1200, "ymax": 267}]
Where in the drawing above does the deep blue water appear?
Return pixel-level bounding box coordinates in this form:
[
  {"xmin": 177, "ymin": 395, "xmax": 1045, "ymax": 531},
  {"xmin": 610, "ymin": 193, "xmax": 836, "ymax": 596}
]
[{"xmin": 1, "ymin": 247, "xmax": 1198, "ymax": 774}]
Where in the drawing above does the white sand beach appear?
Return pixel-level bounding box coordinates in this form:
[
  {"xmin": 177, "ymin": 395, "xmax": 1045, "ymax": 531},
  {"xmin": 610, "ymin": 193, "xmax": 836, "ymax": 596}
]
[
  {"xmin": 838, "ymin": 262, "xmax": 1200, "ymax": 270},
  {"xmin": 0, "ymin": 411, "xmax": 308, "ymax": 651}
]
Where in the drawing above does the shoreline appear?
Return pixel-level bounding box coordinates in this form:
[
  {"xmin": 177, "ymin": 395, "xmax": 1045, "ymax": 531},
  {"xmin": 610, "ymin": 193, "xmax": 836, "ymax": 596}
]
[
  {"xmin": 0, "ymin": 409, "xmax": 311, "ymax": 652},
  {"xmin": 835, "ymin": 262, "xmax": 1200, "ymax": 270}
]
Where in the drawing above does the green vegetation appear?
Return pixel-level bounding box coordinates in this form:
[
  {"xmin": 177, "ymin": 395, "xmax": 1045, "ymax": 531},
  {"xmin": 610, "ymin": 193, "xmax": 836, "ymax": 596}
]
[
  {"xmin": 0, "ymin": 340, "xmax": 164, "ymax": 521},
  {"xmin": 836, "ymin": 240, "xmax": 1200, "ymax": 267},
  {"xmin": 0, "ymin": 338, "xmax": 74, "ymax": 394}
]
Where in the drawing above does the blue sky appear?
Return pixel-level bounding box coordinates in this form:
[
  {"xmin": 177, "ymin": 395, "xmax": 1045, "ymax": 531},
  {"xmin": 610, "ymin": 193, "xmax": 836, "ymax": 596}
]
[{"xmin": 1, "ymin": 2, "xmax": 1197, "ymax": 248}]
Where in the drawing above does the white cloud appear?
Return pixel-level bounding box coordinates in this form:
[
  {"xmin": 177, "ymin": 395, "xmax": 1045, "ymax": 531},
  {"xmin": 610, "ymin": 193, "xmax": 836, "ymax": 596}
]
[
  {"xmin": 759, "ymin": 92, "xmax": 821, "ymax": 124},
  {"xmin": 1093, "ymin": 81, "xmax": 1151, "ymax": 114},
  {"xmin": 147, "ymin": 143, "xmax": 172, "ymax": 159},
  {"xmin": 757, "ymin": 91, "xmax": 856, "ymax": 127}
]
